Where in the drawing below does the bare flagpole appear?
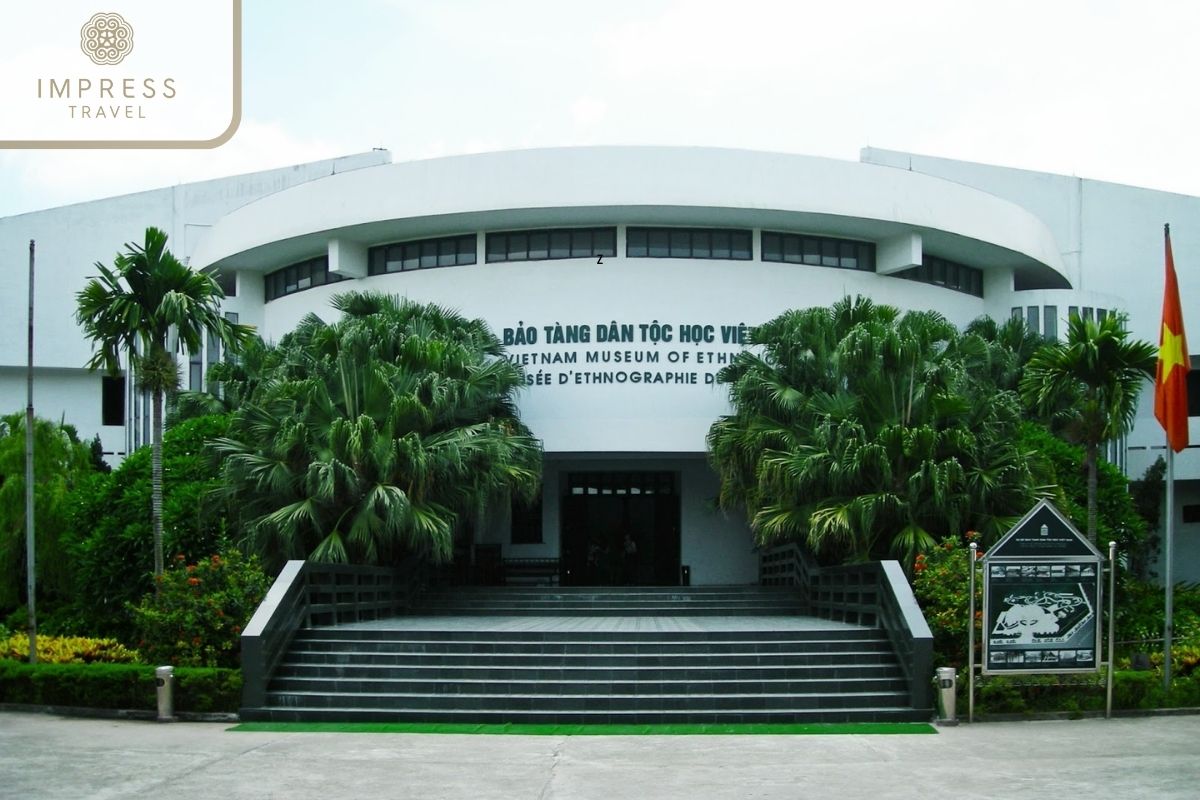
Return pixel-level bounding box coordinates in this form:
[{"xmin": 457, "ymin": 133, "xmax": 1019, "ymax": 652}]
[
  {"xmin": 25, "ymin": 239, "xmax": 37, "ymax": 664},
  {"xmin": 1164, "ymin": 446, "xmax": 1174, "ymax": 691}
]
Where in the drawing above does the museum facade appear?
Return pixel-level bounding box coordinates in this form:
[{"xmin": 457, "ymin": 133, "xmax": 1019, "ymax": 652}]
[{"xmin": 2, "ymin": 145, "xmax": 1197, "ymax": 583}]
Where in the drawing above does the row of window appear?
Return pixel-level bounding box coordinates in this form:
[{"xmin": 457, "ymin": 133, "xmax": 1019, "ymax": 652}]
[
  {"xmin": 896, "ymin": 255, "xmax": 984, "ymax": 298},
  {"xmin": 368, "ymin": 234, "xmax": 477, "ymax": 275},
  {"xmin": 1012, "ymin": 304, "xmax": 1112, "ymax": 341},
  {"xmin": 264, "ymin": 256, "xmax": 346, "ymax": 302},
  {"xmin": 762, "ymin": 231, "xmax": 874, "ymax": 271},
  {"xmin": 487, "ymin": 227, "xmax": 616, "ymax": 263},
  {"xmin": 627, "ymin": 227, "xmax": 752, "ymax": 260},
  {"xmin": 264, "ymin": 229, "xmax": 986, "ymax": 302}
]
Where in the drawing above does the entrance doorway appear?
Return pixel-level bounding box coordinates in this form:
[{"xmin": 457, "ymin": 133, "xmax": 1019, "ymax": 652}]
[{"xmin": 560, "ymin": 471, "xmax": 681, "ymax": 586}]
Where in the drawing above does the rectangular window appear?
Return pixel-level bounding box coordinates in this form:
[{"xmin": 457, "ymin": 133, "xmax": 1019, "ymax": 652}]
[
  {"xmin": 420, "ymin": 240, "xmax": 439, "ymax": 268},
  {"xmin": 189, "ymin": 348, "xmax": 203, "ymax": 391},
  {"xmin": 594, "ymin": 228, "xmax": 616, "ymax": 256},
  {"xmin": 821, "ymin": 239, "xmax": 839, "ymax": 267},
  {"xmin": 711, "ymin": 230, "xmax": 732, "ymax": 259},
  {"xmin": 1026, "ymin": 305, "xmax": 1040, "ymax": 334},
  {"xmin": 551, "ymin": 230, "xmax": 573, "ymax": 258},
  {"xmin": 528, "ymin": 232, "xmax": 549, "ymax": 261},
  {"xmin": 784, "ymin": 236, "xmax": 803, "ymax": 263},
  {"xmin": 458, "ymin": 236, "xmax": 477, "ymax": 265},
  {"xmin": 486, "ymin": 235, "xmax": 507, "ymax": 263},
  {"xmin": 102, "ymin": 375, "xmax": 125, "ymax": 426},
  {"xmin": 839, "ymin": 241, "xmax": 857, "ymax": 270},
  {"xmin": 731, "ymin": 231, "xmax": 752, "ymax": 260},
  {"xmin": 648, "ymin": 229, "xmax": 669, "ymax": 257},
  {"xmin": 761, "ymin": 232, "xmax": 781, "ymax": 261},
  {"xmin": 669, "ymin": 230, "xmax": 691, "ymax": 258},
  {"xmin": 437, "ymin": 238, "xmax": 458, "ymax": 267},
  {"xmin": 1043, "ymin": 306, "xmax": 1058, "ymax": 340},
  {"xmin": 215, "ymin": 270, "xmax": 236, "ymax": 297},
  {"xmin": 571, "ymin": 229, "xmax": 594, "ymax": 258}
]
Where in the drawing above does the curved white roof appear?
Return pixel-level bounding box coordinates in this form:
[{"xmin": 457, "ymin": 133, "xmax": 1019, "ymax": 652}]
[{"xmin": 192, "ymin": 146, "xmax": 1069, "ymax": 288}]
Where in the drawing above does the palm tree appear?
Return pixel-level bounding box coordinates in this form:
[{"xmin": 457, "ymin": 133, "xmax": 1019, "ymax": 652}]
[
  {"xmin": 709, "ymin": 297, "xmax": 1046, "ymax": 567},
  {"xmin": 1020, "ymin": 312, "xmax": 1156, "ymax": 543},
  {"xmin": 75, "ymin": 227, "xmax": 253, "ymax": 582},
  {"xmin": 212, "ymin": 291, "xmax": 542, "ymax": 569}
]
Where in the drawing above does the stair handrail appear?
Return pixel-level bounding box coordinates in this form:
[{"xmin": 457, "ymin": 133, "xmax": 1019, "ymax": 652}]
[
  {"xmin": 240, "ymin": 556, "xmax": 428, "ymax": 710},
  {"xmin": 241, "ymin": 560, "xmax": 309, "ymax": 708},
  {"xmin": 760, "ymin": 543, "xmax": 934, "ymax": 713}
]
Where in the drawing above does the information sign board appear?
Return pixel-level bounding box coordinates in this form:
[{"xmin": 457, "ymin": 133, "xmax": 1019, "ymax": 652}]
[{"xmin": 982, "ymin": 500, "xmax": 1104, "ymax": 675}]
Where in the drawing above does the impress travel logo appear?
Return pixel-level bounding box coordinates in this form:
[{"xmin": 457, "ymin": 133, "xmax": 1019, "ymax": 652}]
[
  {"xmin": 80, "ymin": 13, "xmax": 135, "ymax": 66},
  {"xmin": 1, "ymin": 2, "xmax": 241, "ymax": 148}
]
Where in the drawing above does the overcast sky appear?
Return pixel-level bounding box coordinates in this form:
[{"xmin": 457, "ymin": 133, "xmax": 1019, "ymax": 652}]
[{"xmin": 2, "ymin": 0, "xmax": 1198, "ymax": 218}]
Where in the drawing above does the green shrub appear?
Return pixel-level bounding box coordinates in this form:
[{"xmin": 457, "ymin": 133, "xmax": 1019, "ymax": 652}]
[
  {"xmin": 0, "ymin": 634, "xmax": 139, "ymax": 664},
  {"xmin": 63, "ymin": 414, "xmax": 231, "ymax": 641},
  {"xmin": 0, "ymin": 414, "xmax": 98, "ymax": 613},
  {"xmin": 0, "ymin": 660, "xmax": 240, "ymax": 712},
  {"xmin": 129, "ymin": 549, "xmax": 268, "ymax": 668},
  {"xmin": 972, "ymin": 669, "xmax": 1200, "ymax": 715},
  {"xmin": 1015, "ymin": 424, "xmax": 1150, "ymax": 564},
  {"xmin": 912, "ymin": 534, "xmax": 983, "ymax": 669}
]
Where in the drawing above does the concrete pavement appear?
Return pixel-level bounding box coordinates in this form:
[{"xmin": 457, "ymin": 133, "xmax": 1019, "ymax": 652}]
[{"xmin": 1, "ymin": 710, "xmax": 1198, "ymax": 799}]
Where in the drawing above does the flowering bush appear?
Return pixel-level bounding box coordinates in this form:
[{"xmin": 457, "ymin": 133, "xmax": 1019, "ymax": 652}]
[
  {"xmin": 129, "ymin": 549, "xmax": 269, "ymax": 668},
  {"xmin": 0, "ymin": 633, "xmax": 139, "ymax": 664},
  {"xmin": 912, "ymin": 533, "xmax": 983, "ymax": 669}
]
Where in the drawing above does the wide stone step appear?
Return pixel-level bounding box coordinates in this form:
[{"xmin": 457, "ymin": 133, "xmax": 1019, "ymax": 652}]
[
  {"xmin": 264, "ymin": 689, "xmax": 911, "ymax": 712},
  {"xmin": 275, "ymin": 662, "xmax": 903, "ymax": 681},
  {"xmin": 287, "ymin": 636, "xmax": 891, "ymax": 655},
  {"xmin": 410, "ymin": 606, "xmax": 807, "ymax": 617},
  {"xmin": 278, "ymin": 649, "xmax": 900, "ymax": 668},
  {"xmin": 291, "ymin": 628, "xmax": 876, "ymax": 643},
  {"xmin": 241, "ymin": 706, "xmax": 928, "ymax": 724},
  {"xmin": 268, "ymin": 675, "xmax": 909, "ymax": 696}
]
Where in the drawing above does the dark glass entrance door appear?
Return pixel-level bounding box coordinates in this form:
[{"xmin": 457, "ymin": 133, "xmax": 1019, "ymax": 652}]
[{"xmin": 560, "ymin": 471, "xmax": 680, "ymax": 586}]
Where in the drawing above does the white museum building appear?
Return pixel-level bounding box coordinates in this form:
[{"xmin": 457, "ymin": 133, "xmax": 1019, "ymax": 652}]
[{"xmin": 2, "ymin": 145, "xmax": 1197, "ymax": 584}]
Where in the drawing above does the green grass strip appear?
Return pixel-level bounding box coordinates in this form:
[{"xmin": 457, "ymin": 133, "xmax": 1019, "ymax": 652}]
[{"xmin": 230, "ymin": 721, "xmax": 936, "ymax": 735}]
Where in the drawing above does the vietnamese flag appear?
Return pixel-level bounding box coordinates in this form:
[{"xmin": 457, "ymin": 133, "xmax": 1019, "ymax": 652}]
[{"xmin": 1155, "ymin": 224, "xmax": 1190, "ymax": 452}]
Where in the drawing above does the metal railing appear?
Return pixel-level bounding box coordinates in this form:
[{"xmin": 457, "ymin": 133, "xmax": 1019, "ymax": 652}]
[
  {"xmin": 240, "ymin": 558, "xmax": 425, "ymax": 708},
  {"xmin": 760, "ymin": 542, "xmax": 934, "ymax": 712}
]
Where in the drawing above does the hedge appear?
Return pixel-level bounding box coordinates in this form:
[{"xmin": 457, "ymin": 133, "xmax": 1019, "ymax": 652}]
[
  {"xmin": 970, "ymin": 669, "xmax": 1200, "ymax": 716},
  {"xmin": 0, "ymin": 660, "xmax": 241, "ymax": 713}
]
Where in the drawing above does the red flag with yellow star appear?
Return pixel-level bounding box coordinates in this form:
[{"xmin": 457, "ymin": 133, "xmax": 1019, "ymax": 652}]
[{"xmin": 1156, "ymin": 224, "xmax": 1190, "ymax": 452}]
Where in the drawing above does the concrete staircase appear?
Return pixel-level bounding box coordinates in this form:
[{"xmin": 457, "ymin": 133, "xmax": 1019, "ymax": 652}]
[
  {"xmin": 410, "ymin": 585, "xmax": 810, "ymax": 616},
  {"xmin": 243, "ymin": 586, "xmax": 926, "ymax": 724}
]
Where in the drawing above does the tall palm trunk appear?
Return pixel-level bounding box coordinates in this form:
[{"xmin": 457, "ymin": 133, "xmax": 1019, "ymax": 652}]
[
  {"xmin": 151, "ymin": 386, "xmax": 164, "ymax": 586},
  {"xmin": 1085, "ymin": 442, "xmax": 1098, "ymax": 545}
]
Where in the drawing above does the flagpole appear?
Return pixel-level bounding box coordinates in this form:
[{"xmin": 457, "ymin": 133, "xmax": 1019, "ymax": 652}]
[
  {"xmin": 1157, "ymin": 220, "xmax": 1186, "ymax": 693},
  {"xmin": 1164, "ymin": 446, "xmax": 1174, "ymax": 691},
  {"xmin": 25, "ymin": 239, "xmax": 37, "ymax": 664}
]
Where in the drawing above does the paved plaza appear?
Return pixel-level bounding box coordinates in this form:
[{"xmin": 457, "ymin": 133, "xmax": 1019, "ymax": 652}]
[{"xmin": 1, "ymin": 710, "xmax": 1198, "ymax": 799}]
